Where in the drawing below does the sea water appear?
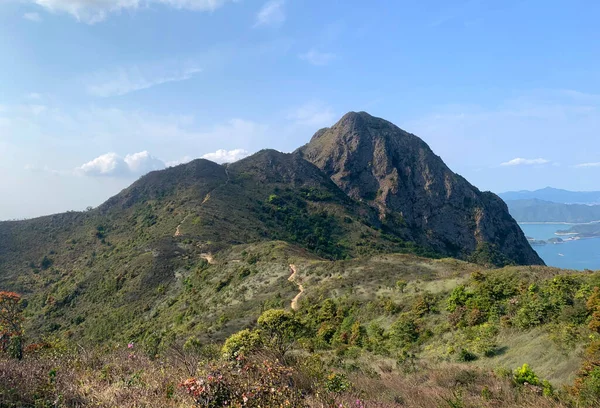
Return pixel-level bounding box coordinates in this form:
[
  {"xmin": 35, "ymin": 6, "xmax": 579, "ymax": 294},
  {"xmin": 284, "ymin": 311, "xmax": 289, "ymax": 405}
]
[{"xmin": 519, "ymin": 223, "xmax": 600, "ymax": 271}]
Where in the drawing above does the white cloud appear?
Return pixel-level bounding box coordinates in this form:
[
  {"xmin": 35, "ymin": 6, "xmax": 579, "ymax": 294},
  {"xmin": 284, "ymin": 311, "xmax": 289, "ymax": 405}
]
[
  {"xmin": 500, "ymin": 158, "xmax": 550, "ymax": 167},
  {"xmin": 575, "ymin": 162, "xmax": 600, "ymax": 168},
  {"xmin": 201, "ymin": 148, "xmax": 250, "ymax": 163},
  {"xmin": 124, "ymin": 151, "xmax": 166, "ymax": 173},
  {"xmin": 287, "ymin": 102, "xmax": 336, "ymax": 128},
  {"xmin": 254, "ymin": 0, "xmax": 285, "ymax": 27},
  {"xmin": 29, "ymin": 0, "xmax": 234, "ymax": 24},
  {"xmin": 23, "ymin": 12, "xmax": 42, "ymax": 22},
  {"xmin": 85, "ymin": 64, "xmax": 202, "ymax": 97},
  {"xmin": 299, "ymin": 49, "xmax": 337, "ymax": 66},
  {"xmin": 78, "ymin": 152, "xmax": 130, "ymax": 176},
  {"xmin": 77, "ymin": 151, "xmax": 166, "ymax": 177},
  {"xmin": 0, "ymin": 99, "xmax": 281, "ymax": 219},
  {"xmin": 76, "ymin": 147, "xmax": 250, "ymax": 176}
]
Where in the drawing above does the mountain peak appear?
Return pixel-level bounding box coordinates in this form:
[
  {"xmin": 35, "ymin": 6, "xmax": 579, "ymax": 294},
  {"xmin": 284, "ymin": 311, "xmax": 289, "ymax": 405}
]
[
  {"xmin": 334, "ymin": 111, "xmax": 397, "ymax": 132},
  {"xmin": 300, "ymin": 112, "xmax": 543, "ymax": 266},
  {"xmin": 307, "ymin": 111, "xmax": 376, "ymax": 144},
  {"xmin": 337, "ymin": 110, "xmax": 373, "ymax": 124},
  {"xmin": 302, "ymin": 111, "xmax": 424, "ymax": 158}
]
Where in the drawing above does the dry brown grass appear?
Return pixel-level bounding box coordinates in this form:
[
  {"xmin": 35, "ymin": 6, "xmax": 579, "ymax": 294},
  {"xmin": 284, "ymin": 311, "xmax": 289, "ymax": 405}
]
[
  {"xmin": 325, "ymin": 364, "xmax": 569, "ymax": 408},
  {"xmin": 1, "ymin": 350, "xmax": 571, "ymax": 408},
  {"xmin": 0, "ymin": 349, "xmax": 191, "ymax": 407}
]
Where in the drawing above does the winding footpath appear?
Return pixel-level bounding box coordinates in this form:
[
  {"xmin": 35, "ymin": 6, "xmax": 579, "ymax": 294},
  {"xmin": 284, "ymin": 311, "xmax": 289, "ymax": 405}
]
[
  {"xmin": 174, "ymin": 164, "xmax": 231, "ymax": 238},
  {"xmin": 288, "ymin": 264, "xmax": 304, "ymax": 310}
]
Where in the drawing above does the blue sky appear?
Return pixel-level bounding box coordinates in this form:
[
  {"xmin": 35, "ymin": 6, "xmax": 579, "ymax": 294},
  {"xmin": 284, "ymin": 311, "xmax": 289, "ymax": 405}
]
[{"xmin": 0, "ymin": 0, "xmax": 599, "ymax": 219}]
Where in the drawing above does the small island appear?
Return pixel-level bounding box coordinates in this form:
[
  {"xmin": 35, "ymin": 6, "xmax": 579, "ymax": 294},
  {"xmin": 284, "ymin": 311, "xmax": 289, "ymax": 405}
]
[
  {"xmin": 556, "ymin": 223, "xmax": 600, "ymax": 239},
  {"xmin": 526, "ymin": 236, "xmax": 548, "ymax": 246}
]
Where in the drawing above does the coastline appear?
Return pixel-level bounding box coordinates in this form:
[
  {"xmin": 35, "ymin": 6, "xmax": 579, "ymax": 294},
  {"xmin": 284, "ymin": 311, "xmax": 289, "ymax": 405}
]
[{"xmin": 520, "ymin": 221, "xmax": 600, "ymax": 271}]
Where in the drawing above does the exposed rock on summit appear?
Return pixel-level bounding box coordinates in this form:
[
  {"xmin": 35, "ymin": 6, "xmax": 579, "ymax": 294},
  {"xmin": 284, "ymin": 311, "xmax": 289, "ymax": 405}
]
[{"xmin": 298, "ymin": 111, "xmax": 543, "ymax": 265}]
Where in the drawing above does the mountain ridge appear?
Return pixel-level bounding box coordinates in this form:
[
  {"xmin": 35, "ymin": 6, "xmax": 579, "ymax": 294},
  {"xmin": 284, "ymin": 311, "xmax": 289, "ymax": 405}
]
[
  {"xmin": 0, "ymin": 111, "xmax": 544, "ymax": 344},
  {"xmin": 500, "ymin": 187, "xmax": 600, "ymax": 204},
  {"xmin": 506, "ymin": 198, "xmax": 600, "ymax": 223},
  {"xmin": 1, "ymin": 112, "xmax": 542, "ymax": 268}
]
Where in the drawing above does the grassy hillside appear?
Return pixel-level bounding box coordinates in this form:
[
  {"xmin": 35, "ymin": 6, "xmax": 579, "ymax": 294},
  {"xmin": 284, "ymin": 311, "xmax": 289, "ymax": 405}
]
[
  {"xmin": 3, "ymin": 148, "xmax": 589, "ymax": 407},
  {"xmin": 0, "ymin": 151, "xmax": 437, "ymax": 346},
  {"xmin": 3, "ymin": 248, "xmax": 600, "ymax": 406}
]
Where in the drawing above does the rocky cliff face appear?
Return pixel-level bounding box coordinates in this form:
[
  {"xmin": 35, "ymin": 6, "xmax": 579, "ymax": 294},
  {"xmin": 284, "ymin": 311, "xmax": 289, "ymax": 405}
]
[{"xmin": 298, "ymin": 111, "xmax": 543, "ymax": 265}]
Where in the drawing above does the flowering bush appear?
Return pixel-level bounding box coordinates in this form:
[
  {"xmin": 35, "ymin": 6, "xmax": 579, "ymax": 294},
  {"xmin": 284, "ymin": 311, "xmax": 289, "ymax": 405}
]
[
  {"xmin": 181, "ymin": 374, "xmax": 231, "ymax": 407},
  {"xmin": 180, "ymin": 357, "xmax": 306, "ymax": 407}
]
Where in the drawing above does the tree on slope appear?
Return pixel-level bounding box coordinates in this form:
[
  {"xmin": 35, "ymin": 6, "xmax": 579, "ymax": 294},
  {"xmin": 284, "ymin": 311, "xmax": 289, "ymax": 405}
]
[{"xmin": 0, "ymin": 291, "xmax": 24, "ymax": 359}]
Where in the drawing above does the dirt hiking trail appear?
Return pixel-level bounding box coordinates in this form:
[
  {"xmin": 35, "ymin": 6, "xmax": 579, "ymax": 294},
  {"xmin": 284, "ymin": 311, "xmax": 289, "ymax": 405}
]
[{"xmin": 288, "ymin": 264, "xmax": 304, "ymax": 310}]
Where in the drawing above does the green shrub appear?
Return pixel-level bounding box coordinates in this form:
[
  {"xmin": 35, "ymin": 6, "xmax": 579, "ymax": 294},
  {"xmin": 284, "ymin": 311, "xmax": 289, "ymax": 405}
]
[
  {"xmin": 457, "ymin": 349, "xmax": 477, "ymax": 362},
  {"xmin": 576, "ymin": 366, "xmax": 600, "ymax": 405},
  {"xmin": 395, "ymin": 280, "xmax": 408, "ymax": 293},
  {"xmin": 389, "ymin": 314, "xmax": 419, "ymax": 349},
  {"xmin": 542, "ymin": 379, "xmax": 554, "ymax": 397},
  {"xmin": 514, "ymin": 364, "xmax": 539, "ymax": 386},
  {"xmin": 221, "ymin": 329, "xmax": 262, "ymax": 360},
  {"xmin": 366, "ymin": 322, "xmax": 386, "ymax": 354},
  {"xmin": 513, "ymin": 296, "xmax": 549, "ymax": 329},
  {"xmin": 412, "ymin": 292, "xmax": 437, "ymax": 317},
  {"xmin": 324, "ymin": 372, "xmax": 351, "ymax": 394},
  {"xmin": 447, "ymin": 285, "xmax": 472, "ymax": 313}
]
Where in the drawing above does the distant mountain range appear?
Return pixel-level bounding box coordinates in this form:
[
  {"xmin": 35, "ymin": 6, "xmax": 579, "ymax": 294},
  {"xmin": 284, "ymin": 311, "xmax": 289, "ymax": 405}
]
[
  {"xmin": 499, "ymin": 187, "xmax": 600, "ymax": 204},
  {"xmin": 505, "ymin": 199, "xmax": 600, "ymax": 223}
]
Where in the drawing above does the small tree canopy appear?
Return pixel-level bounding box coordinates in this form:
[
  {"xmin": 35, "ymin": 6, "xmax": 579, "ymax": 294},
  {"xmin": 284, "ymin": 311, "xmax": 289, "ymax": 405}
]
[
  {"xmin": 257, "ymin": 309, "xmax": 303, "ymax": 357},
  {"xmin": 221, "ymin": 329, "xmax": 262, "ymax": 360}
]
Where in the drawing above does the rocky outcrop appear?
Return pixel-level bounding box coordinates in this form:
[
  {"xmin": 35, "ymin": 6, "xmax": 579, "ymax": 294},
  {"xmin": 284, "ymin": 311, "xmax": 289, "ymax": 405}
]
[{"xmin": 298, "ymin": 111, "xmax": 543, "ymax": 265}]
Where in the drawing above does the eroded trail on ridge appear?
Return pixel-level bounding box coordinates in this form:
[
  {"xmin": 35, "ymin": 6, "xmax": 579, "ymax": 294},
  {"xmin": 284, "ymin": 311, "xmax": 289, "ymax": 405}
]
[
  {"xmin": 174, "ymin": 214, "xmax": 191, "ymax": 237},
  {"xmin": 174, "ymin": 164, "xmax": 231, "ymax": 239},
  {"xmin": 173, "ymin": 166, "xmax": 231, "ymax": 264},
  {"xmin": 288, "ymin": 264, "xmax": 304, "ymax": 311}
]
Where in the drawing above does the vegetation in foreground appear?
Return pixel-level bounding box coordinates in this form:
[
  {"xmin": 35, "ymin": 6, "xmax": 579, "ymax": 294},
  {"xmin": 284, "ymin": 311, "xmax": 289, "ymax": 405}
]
[
  {"xmin": 5, "ymin": 257, "xmax": 600, "ymax": 407},
  {"xmin": 0, "ymin": 345, "xmax": 570, "ymax": 408}
]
